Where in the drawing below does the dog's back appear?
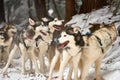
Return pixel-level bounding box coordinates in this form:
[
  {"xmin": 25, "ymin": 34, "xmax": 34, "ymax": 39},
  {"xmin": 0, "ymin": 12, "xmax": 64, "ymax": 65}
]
[{"xmin": 92, "ymin": 24, "xmax": 117, "ymax": 47}]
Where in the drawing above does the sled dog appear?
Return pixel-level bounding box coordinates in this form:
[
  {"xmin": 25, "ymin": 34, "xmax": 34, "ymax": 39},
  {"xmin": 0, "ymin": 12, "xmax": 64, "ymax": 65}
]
[
  {"xmin": 2, "ymin": 18, "xmax": 48, "ymax": 75},
  {"xmin": 79, "ymin": 23, "xmax": 117, "ymax": 80},
  {"xmin": 34, "ymin": 17, "xmax": 63, "ymax": 73},
  {"xmin": 66, "ymin": 24, "xmax": 117, "ymax": 80},
  {"xmin": 48, "ymin": 26, "xmax": 84, "ymax": 80},
  {"xmin": 0, "ymin": 23, "xmax": 17, "ymax": 66}
]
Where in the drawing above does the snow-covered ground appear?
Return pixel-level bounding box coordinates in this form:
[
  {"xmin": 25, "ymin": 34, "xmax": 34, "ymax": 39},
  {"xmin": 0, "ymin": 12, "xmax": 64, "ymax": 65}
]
[{"xmin": 0, "ymin": 6, "xmax": 120, "ymax": 80}]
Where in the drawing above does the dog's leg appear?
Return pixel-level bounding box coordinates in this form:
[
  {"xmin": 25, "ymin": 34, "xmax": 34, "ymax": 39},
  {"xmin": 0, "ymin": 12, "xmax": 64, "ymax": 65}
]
[
  {"xmin": 29, "ymin": 49, "xmax": 40, "ymax": 74},
  {"xmin": 29, "ymin": 57, "xmax": 34, "ymax": 74},
  {"xmin": 72, "ymin": 53, "xmax": 81, "ymax": 80},
  {"xmin": 2, "ymin": 44, "xmax": 18, "ymax": 75},
  {"xmin": 47, "ymin": 49, "xmax": 61, "ymax": 80},
  {"xmin": 57, "ymin": 51, "xmax": 71, "ymax": 80},
  {"xmin": 95, "ymin": 57, "xmax": 103, "ymax": 80},
  {"xmin": 19, "ymin": 43, "xmax": 27, "ymax": 75},
  {"xmin": 39, "ymin": 51, "xmax": 46, "ymax": 73},
  {"xmin": 4, "ymin": 47, "xmax": 14, "ymax": 67},
  {"xmin": 67, "ymin": 63, "xmax": 73, "ymax": 80},
  {"xmin": 28, "ymin": 53, "xmax": 35, "ymax": 74},
  {"xmin": 80, "ymin": 60, "xmax": 92, "ymax": 80}
]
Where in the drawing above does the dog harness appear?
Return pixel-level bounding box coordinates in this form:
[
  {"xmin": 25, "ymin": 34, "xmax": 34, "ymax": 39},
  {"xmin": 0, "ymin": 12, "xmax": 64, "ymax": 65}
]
[
  {"xmin": 93, "ymin": 34, "xmax": 104, "ymax": 53},
  {"xmin": 65, "ymin": 47, "xmax": 82, "ymax": 57}
]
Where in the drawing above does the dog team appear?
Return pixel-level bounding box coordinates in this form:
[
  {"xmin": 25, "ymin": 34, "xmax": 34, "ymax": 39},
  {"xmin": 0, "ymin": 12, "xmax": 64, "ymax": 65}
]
[{"xmin": 0, "ymin": 16, "xmax": 119, "ymax": 80}]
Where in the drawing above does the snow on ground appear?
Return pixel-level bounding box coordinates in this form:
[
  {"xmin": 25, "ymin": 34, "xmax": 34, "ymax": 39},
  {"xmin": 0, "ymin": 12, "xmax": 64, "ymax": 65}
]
[{"xmin": 0, "ymin": 6, "xmax": 120, "ymax": 80}]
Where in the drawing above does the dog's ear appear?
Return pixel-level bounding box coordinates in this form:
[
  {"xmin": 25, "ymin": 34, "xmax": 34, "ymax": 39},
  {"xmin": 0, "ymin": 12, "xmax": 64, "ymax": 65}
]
[
  {"xmin": 75, "ymin": 31, "xmax": 84, "ymax": 46},
  {"xmin": 66, "ymin": 27, "xmax": 74, "ymax": 35},
  {"xmin": 4, "ymin": 23, "xmax": 9, "ymax": 31},
  {"xmin": 42, "ymin": 17, "xmax": 49, "ymax": 22},
  {"xmin": 54, "ymin": 18, "xmax": 58, "ymax": 21},
  {"xmin": 29, "ymin": 18, "xmax": 35, "ymax": 25},
  {"xmin": 73, "ymin": 27, "xmax": 80, "ymax": 34}
]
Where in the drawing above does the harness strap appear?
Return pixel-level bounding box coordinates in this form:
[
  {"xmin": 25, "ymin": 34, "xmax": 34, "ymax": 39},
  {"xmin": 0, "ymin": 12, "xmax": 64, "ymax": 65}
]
[
  {"xmin": 35, "ymin": 35, "xmax": 43, "ymax": 50},
  {"xmin": 21, "ymin": 34, "xmax": 30, "ymax": 50},
  {"xmin": 65, "ymin": 47, "xmax": 82, "ymax": 57},
  {"xmin": 93, "ymin": 34, "xmax": 104, "ymax": 53}
]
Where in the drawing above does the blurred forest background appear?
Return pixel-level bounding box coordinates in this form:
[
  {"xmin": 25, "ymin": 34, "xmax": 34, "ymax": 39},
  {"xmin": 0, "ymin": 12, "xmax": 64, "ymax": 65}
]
[{"xmin": 0, "ymin": 0, "xmax": 120, "ymax": 30}]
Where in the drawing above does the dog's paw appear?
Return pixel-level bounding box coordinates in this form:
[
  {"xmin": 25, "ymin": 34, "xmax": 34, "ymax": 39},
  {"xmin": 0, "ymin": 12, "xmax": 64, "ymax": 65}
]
[
  {"xmin": 2, "ymin": 67, "xmax": 7, "ymax": 75},
  {"xmin": 94, "ymin": 76, "xmax": 104, "ymax": 80},
  {"xmin": 21, "ymin": 71, "xmax": 26, "ymax": 75},
  {"xmin": 29, "ymin": 69, "xmax": 35, "ymax": 74}
]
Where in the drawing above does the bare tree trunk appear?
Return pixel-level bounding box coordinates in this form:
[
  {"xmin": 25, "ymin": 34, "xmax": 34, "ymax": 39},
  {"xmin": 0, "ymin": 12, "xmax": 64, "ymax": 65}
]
[
  {"xmin": 65, "ymin": 0, "xmax": 77, "ymax": 22},
  {"xmin": 80, "ymin": 0, "xmax": 108, "ymax": 14},
  {"xmin": 0, "ymin": 0, "xmax": 5, "ymax": 23},
  {"xmin": 34, "ymin": 0, "xmax": 47, "ymax": 20},
  {"xmin": 52, "ymin": 0, "xmax": 61, "ymax": 19}
]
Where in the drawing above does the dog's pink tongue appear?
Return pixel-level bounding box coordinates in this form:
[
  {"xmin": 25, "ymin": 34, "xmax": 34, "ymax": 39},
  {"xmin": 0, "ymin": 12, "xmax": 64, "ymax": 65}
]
[
  {"xmin": 53, "ymin": 25, "xmax": 61, "ymax": 31},
  {"xmin": 58, "ymin": 41, "xmax": 69, "ymax": 49},
  {"xmin": 26, "ymin": 33, "xmax": 33, "ymax": 40},
  {"xmin": 58, "ymin": 44, "xmax": 64, "ymax": 49}
]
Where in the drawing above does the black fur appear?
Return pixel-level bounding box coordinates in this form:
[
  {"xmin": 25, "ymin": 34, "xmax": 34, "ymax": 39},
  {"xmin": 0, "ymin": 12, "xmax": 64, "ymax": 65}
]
[
  {"xmin": 74, "ymin": 31, "xmax": 85, "ymax": 46},
  {"xmin": 66, "ymin": 27, "xmax": 85, "ymax": 46}
]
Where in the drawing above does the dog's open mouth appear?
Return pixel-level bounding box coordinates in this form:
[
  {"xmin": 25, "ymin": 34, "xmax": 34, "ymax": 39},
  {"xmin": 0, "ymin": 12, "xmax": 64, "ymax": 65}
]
[
  {"xmin": 40, "ymin": 30, "xmax": 47, "ymax": 36},
  {"xmin": 26, "ymin": 32, "xmax": 33, "ymax": 40},
  {"xmin": 53, "ymin": 25, "xmax": 62, "ymax": 30},
  {"xmin": 58, "ymin": 40, "xmax": 69, "ymax": 49}
]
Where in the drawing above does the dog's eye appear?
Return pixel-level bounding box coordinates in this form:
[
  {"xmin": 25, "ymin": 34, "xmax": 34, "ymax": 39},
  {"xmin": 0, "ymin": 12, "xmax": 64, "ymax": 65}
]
[
  {"xmin": 54, "ymin": 20, "xmax": 57, "ymax": 22},
  {"xmin": 64, "ymin": 35, "xmax": 67, "ymax": 37}
]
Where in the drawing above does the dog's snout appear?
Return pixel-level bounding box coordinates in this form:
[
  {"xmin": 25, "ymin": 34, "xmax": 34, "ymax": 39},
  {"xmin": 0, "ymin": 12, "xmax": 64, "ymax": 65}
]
[
  {"xmin": 62, "ymin": 21, "xmax": 64, "ymax": 24},
  {"xmin": 54, "ymin": 38, "xmax": 59, "ymax": 43},
  {"xmin": 27, "ymin": 29, "xmax": 35, "ymax": 36}
]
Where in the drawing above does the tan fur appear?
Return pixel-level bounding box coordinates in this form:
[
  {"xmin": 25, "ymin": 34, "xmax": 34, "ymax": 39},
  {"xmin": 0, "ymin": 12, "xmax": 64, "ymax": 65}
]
[
  {"xmin": 0, "ymin": 47, "xmax": 9, "ymax": 64},
  {"xmin": 80, "ymin": 24, "xmax": 117, "ymax": 80},
  {"xmin": 48, "ymin": 27, "xmax": 82, "ymax": 80},
  {"xmin": 0, "ymin": 24, "xmax": 17, "ymax": 67},
  {"xmin": 34, "ymin": 18, "xmax": 63, "ymax": 73},
  {"xmin": 2, "ymin": 19, "xmax": 47, "ymax": 75},
  {"xmin": 67, "ymin": 24, "xmax": 117, "ymax": 80}
]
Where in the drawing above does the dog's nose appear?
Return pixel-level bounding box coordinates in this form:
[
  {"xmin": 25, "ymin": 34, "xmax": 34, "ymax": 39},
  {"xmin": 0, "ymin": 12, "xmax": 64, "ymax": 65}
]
[
  {"xmin": 62, "ymin": 20, "xmax": 64, "ymax": 24},
  {"xmin": 54, "ymin": 38, "xmax": 59, "ymax": 43}
]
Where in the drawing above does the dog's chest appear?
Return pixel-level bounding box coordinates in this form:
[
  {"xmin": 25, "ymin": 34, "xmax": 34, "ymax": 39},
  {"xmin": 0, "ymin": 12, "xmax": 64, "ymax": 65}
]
[
  {"xmin": 65, "ymin": 47, "xmax": 81, "ymax": 56},
  {"xmin": 24, "ymin": 39, "xmax": 35, "ymax": 47}
]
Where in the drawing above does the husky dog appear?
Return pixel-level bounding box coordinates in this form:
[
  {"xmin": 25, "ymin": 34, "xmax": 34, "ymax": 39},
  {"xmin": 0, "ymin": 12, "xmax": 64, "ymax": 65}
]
[
  {"xmin": 0, "ymin": 23, "xmax": 17, "ymax": 67},
  {"xmin": 66, "ymin": 24, "xmax": 117, "ymax": 80},
  {"xmin": 0, "ymin": 23, "xmax": 17, "ymax": 46},
  {"xmin": 34, "ymin": 17, "xmax": 63, "ymax": 73},
  {"xmin": 48, "ymin": 23, "xmax": 117, "ymax": 80},
  {"xmin": 48, "ymin": 26, "xmax": 84, "ymax": 80},
  {"xmin": 2, "ymin": 18, "xmax": 49, "ymax": 75},
  {"xmin": 79, "ymin": 24, "xmax": 117, "ymax": 80}
]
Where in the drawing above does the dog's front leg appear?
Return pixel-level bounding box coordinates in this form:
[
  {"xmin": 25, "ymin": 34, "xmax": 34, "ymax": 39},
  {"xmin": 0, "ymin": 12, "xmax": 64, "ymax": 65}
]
[
  {"xmin": 57, "ymin": 51, "xmax": 71, "ymax": 80},
  {"xmin": 39, "ymin": 51, "xmax": 46, "ymax": 73},
  {"xmin": 47, "ymin": 49, "xmax": 61, "ymax": 80},
  {"xmin": 95, "ymin": 57, "xmax": 103, "ymax": 80},
  {"xmin": 19, "ymin": 43, "xmax": 27, "ymax": 75},
  {"xmin": 2, "ymin": 44, "xmax": 18, "ymax": 75},
  {"xmin": 80, "ymin": 59, "xmax": 93, "ymax": 80},
  {"xmin": 30, "ymin": 49, "xmax": 40, "ymax": 74},
  {"xmin": 67, "ymin": 63, "xmax": 73, "ymax": 80},
  {"xmin": 72, "ymin": 53, "xmax": 81, "ymax": 80}
]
